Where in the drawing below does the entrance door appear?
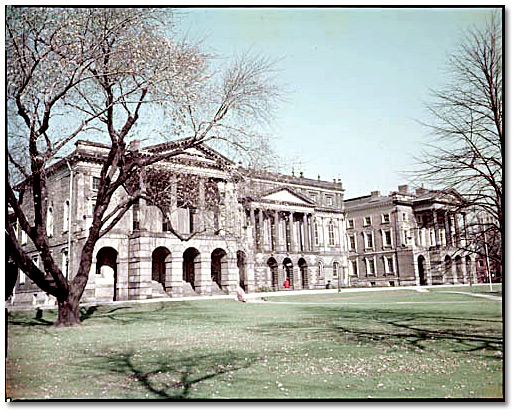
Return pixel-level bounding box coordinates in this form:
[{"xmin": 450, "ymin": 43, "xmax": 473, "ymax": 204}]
[
  {"xmin": 298, "ymin": 258, "xmax": 308, "ymax": 289},
  {"xmin": 418, "ymin": 256, "xmax": 427, "ymax": 285}
]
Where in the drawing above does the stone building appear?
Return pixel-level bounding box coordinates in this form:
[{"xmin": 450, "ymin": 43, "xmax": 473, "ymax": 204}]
[
  {"xmin": 344, "ymin": 185, "xmax": 475, "ymax": 287},
  {"xmin": 9, "ymin": 139, "xmax": 348, "ymax": 306}
]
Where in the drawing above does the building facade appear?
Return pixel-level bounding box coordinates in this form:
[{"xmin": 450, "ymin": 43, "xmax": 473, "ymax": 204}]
[
  {"xmin": 9, "ymin": 139, "xmax": 348, "ymax": 306},
  {"xmin": 344, "ymin": 185, "xmax": 476, "ymax": 287},
  {"xmin": 8, "ymin": 140, "xmax": 480, "ymax": 308}
]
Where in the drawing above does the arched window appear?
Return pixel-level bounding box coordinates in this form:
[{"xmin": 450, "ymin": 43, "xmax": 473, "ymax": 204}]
[
  {"xmin": 317, "ymin": 261, "xmax": 324, "ymax": 280},
  {"xmin": 46, "ymin": 206, "xmax": 54, "ymax": 237},
  {"xmin": 328, "ymin": 221, "xmax": 335, "ymax": 246},
  {"xmin": 63, "ymin": 200, "xmax": 70, "ymax": 232}
]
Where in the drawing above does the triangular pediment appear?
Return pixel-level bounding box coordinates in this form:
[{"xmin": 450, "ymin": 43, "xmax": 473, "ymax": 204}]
[
  {"xmin": 261, "ymin": 188, "xmax": 315, "ymax": 206},
  {"xmin": 143, "ymin": 138, "xmax": 235, "ymax": 167}
]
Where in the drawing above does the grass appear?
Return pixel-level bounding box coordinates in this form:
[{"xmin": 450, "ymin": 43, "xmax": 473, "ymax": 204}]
[{"xmin": 6, "ymin": 285, "xmax": 503, "ymax": 400}]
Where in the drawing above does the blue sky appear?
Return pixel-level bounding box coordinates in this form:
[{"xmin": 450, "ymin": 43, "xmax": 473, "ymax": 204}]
[{"xmin": 175, "ymin": 7, "xmax": 497, "ymax": 197}]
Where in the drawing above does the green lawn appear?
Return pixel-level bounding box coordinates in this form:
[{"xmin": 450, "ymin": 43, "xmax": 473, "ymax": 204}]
[{"xmin": 6, "ymin": 286, "xmax": 503, "ymax": 400}]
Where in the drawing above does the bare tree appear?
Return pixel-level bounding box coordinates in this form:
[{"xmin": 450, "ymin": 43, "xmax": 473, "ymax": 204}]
[
  {"xmin": 6, "ymin": 7, "xmax": 279, "ymax": 326},
  {"xmin": 416, "ymin": 13, "xmax": 502, "ymax": 273}
]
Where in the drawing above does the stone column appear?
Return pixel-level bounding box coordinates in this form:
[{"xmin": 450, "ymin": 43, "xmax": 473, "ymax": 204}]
[
  {"xmin": 258, "ymin": 209, "xmax": 264, "ymax": 250},
  {"xmin": 462, "ymin": 212, "xmax": 468, "ymax": 246},
  {"xmin": 223, "ymin": 253, "xmax": 239, "ymax": 294},
  {"xmin": 309, "ymin": 214, "xmax": 316, "ymax": 252},
  {"xmin": 453, "ymin": 213, "xmax": 461, "ymax": 246},
  {"xmin": 274, "ymin": 211, "xmax": 281, "ymax": 251},
  {"xmin": 303, "ymin": 213, "xmax": 310, "ymax": 252},
  {"xmin": 288, "ymin": 211, "xmax": 294, "ymax": 252},
  {"xmin": 444, "ymin": 212, "xmax": 452, "ymax": 247},
  {"xmin": 266, "ymin": 214, "xmax": 272, "ymax": 252},
  {"xmin": 165, "ymin": 252, "xmax": 184, "ymax": 297},
  {"xmin": 196, "ymin": 252, "xmax": 212, "ymax": 295},
  {"xmin": 432, "ymin": 210, "xmax": 440, "ymax": 247},
  {"xmin": 249, "ymin": 208, "xmax": 257, "ymax": 247}
]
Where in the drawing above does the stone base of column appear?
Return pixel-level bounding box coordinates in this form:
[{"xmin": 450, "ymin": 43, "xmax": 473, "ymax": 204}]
[
  {"xmin": 166, "ymin": 282, "xmax": 183, "ymax": 297},
  {"xmin": 196, "ymin": 283, "xmax": 213, "ymax": 296}
]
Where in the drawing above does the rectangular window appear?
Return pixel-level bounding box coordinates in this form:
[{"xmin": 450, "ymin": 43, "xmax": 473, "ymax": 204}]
[
  {"xmin": 402, "ymin": 212, "xmax": 408, "ymax": 221},
  {"xmin": 92, "ymin": 176, "xmax": 101, "ymax": 192},
  {"xmin": 382, "ymin": 213, "xmax": 390, "ymax": 223},
  {"xmin": 314, "ymin": 221, "xmax": 320, "ymax": 246},
  {"xmin": 349, "ymin": 234, "xmax": 356, "ymax": 251},
  {"xmin": 429, "ymin": 229, "xmax": 435, "ymax": 246},
  {"xmin": 326, "ymin": 196, "xmax": 333, "ymax": 206},
  {"xmin": 62, "ymin": 251, "xmax": 69, "ymax": 279},
  {"xmin": 364, "ymin": 232, "xmax": 374, "ymax": 249},
  {"xmin": 364, "ymin": 216, "xmax": 372, "ymax": 226},
  {"xmin": 21, "ymin": 229, "xmax": 28, "ymax": 245},
  {"xmin": 349, "ymin": 259, "xmax": 358, "ymax": 276},
  {"xmin": 189, "ymin": 207, "xmax": 195, "ymax": 234},
  {"xmin": 347, "ymin": 219, "xmax": 355, "ymax": 229},
  {"xmin": 309, "ymin": 193, "xmax": 318, "ymax": 202},
  {"xmin": 366, "ymin": 258, "xmax": 375, "ymax": 275},
  {"xmin": 383, "ymin": 229, "xmax": 392, "ymax": 247},
  {"xmin": 386, "ymin": 256, "xmax": 395, "ymax": 275},
  {"xmin": 162, "ymin": 214, "xmax": 169, "ymax": 232},
  {"xmin": 132, "ymin": 201, "xmax": 140, "ymax": 231},
  {"xmin": 328, "ymin": 222, "xmax": 335, "ymax": 246},
  {"xmin": 19, "ymin": 270, "xmax": 26, "ymax": 285},
  {"xmin": 63, "ymin": 200, "xmax": 70, "ymax": 232}
]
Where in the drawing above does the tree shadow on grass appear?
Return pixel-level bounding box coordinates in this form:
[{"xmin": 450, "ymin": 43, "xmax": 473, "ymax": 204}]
[
  {"xmin": 7, "ymin": 309, "xmax": 55, "ymax": 327},
  {"xmin": 253, "ymin": 307, "xmax": 503, "ymax": 359},
  {"xmin": 87, "ymin": 350, "xmax": 257, "ymax": 399}
]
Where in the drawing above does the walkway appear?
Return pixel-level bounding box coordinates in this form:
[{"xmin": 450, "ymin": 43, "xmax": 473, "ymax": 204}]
[{"xmin": 9, "ymin": 283, "xmax": 500, "ymax": 311}]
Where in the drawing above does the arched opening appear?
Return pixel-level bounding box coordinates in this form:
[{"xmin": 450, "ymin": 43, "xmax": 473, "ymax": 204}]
[
  {"xmin": 96, "ymin": 246, "xmax": 118, "ymax": 301},
  {"xmin": 465, "ymin": 255, "xmax": 473, "ymax": 283},
  {"xmin": 418, "ymin": 255, "xmax": 427, "ymax": 285},
  {"xmin": 267, "ymin": 257, "xmax": 278, "ymax": 291},
  {"xmin": 237, "ymin": 250, "xmax": 246, "ymax": 291},
  {"xmin": 455, "ymin": 255, "xmax": 463, "ymax": 282},
  {"xmin": 298, "ymin": 258, "xmax": 308, "ymax": 289},
  {"xmin": 444, "ymin": 255, "xmax": 452, "ymax": 283},
  {"xmin": 152, "ymin": 247, "xmax": 171, "ymax": 289},
  {"xmin": 283, "ymin": 258, "xmax": 294, "ymax": 289},
  {"xmin": 183, "ymin": 247, "xmax": 200, "ymax": 290},
  {"xmin": 211, "ymin": 248, "xmax": 227, "ymax": 289}
]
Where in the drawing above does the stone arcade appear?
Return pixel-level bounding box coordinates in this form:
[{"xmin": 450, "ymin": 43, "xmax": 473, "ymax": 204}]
[{"xmin": 9, "ymin": 139, "xmax": 348, "ymax": 306}]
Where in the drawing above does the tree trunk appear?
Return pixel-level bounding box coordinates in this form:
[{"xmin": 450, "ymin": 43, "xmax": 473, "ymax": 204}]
[{"xmin": 55, "ymin": 297, "xmax": 81, "ymax": 327}]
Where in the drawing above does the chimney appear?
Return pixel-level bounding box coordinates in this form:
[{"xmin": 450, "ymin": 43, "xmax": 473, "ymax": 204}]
[
  {"xmin": 371, "ymin": 191, "xmax": 381, "ymax": 198},
  {"xmin": 129, "ymin": 139, "xmax": 140, "ymax": 151},
  {"xmin": 398, "ymin": 184, "xmax": 409, "ymax": 194},
  {"xmin": 300, "ymin": 171, "xmax": 304, "ymax": 178}
]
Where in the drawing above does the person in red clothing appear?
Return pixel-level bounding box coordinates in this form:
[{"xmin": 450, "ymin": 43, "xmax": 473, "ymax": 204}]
[{"xmin": 284, "ymin": 279, "xmax": 290, "ymax": 289}]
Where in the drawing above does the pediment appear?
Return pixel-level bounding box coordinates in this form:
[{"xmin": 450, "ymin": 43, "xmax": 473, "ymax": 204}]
[
  {"xmin": 260, "ymin": 188, "xmax": 316, "ymax": 206},
  {"xmin": 143, "ymin": 139, "xmax": 234, "ymax": 167}
]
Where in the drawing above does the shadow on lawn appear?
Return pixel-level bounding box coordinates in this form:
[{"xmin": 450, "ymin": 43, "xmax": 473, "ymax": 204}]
[
  {"xmin": 254, "ymin": 308, "xmax": 503, "ymax": 358},
  {"xmin": 89, "ymin": 350, "xmax": 256, "ymax": 399}
]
